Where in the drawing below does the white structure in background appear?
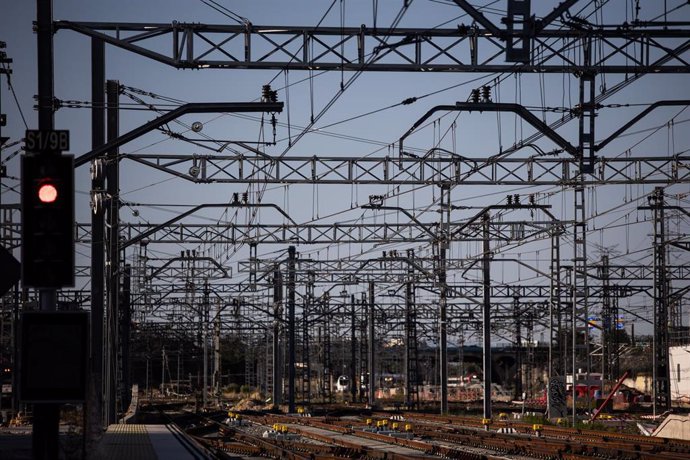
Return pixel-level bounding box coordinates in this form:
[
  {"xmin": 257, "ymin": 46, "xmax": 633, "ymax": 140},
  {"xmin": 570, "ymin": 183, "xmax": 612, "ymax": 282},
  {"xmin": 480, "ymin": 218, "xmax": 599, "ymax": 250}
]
[
  {"xmin": 335, "ymin": 375, "xmax": 350, "ymax": 393},
  {"xmin": 653, "ymin": 414, "xmax": 690, "ymax": 440},
  {"xmin": 669, "ymin": 345, "xmax": 690, "ymax": 403}
]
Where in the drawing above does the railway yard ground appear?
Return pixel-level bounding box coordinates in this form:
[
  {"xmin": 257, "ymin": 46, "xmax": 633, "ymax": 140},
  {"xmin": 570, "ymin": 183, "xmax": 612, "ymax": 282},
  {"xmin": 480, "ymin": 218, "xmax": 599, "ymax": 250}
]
[
  {"xmin": 118, "ymin": 400, "xmax": 690, "ymax": 459},
  {"xmin": 4, "ymin": 399, "xmax": 690, "ymax": 459}
]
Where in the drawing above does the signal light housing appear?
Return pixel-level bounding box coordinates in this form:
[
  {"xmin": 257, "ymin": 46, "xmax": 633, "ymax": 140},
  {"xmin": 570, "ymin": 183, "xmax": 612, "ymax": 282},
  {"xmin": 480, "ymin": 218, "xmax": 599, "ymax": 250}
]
[{"xmin": 21, "ymin": 154, "xmax": 75, "ymax": 288}]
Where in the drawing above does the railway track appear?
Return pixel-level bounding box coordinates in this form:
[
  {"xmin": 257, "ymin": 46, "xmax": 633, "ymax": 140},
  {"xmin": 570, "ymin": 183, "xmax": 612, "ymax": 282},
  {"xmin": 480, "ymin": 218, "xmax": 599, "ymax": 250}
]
[
  {"xmin": 387, "ymin": 411, "xmax": 690, "ymax": 458},
  {"xmin": 159, "ymin": 406, "xmax": 690, "ymax": 459}
]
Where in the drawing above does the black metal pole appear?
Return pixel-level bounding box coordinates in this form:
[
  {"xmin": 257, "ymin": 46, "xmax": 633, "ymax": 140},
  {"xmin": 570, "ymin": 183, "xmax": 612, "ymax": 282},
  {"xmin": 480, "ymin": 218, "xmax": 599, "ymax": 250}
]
[
  {"xmin": 272, "ymin": 269, "xmax": 282, "ymax": 407},
  {"xmin": 202, "ymin": 281, "xmax": 209, "ymax": 408},
  {"xmin": 482, "ymin": 212, "xmax": 492, "ymax": 420},
  {"xmin": 105, "ymin": 80, "xmax": 119, "ymax": 424},
  {"xmin": 287, "ymin": 246, "xmax": 296, "ymax": 413},
  {"xmin": 439, "ymin": 243, "xmax": 448, "ymax": 414},
  {"xmin": 368, "ymin": 281, "xmax": 375, "ymax": 407},
  {"xmin": 439, "ymin": 185, "xmax": 449, "ymax": 414},
  {"xmin": 36, "ymin": 0, "xmax": 54, "ymax": 131},
  {"xmin": 304, "ymin": 272, "xmax": 314, "ymax": 402},
  {"xmin": 359, "ymin": 294, "xmax": 366, "ymax": 402},
  {"xmin": 350, "ymin": 294, "xmax": 357, "ymax": 403},
  {"xmin": 405, "ymin": 282, "xmax": 413, "ymax": 409},
  {"xmin": 514, "ymin": 297, "xmax": 522, "ymax": 401},
  {"xmin": 89, "ymin": 37, "xmax": 105, "ymax": 434},
  {"xmin": 651, "ymin": 188, "xmax": 670, "ymax": 414},
  {"xmin": 121, "ymin": 265, "xmax": 131, "ymax": 410},
  {"xmin": 33, "ymin": 1, "xmax": 59, "ymax": 458}
]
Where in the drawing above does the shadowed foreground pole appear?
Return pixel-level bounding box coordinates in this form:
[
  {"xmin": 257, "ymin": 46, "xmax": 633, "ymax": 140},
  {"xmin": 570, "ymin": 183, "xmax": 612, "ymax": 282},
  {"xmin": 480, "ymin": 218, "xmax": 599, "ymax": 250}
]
[{"xmin": 33, "ymin": 1, "xmax": 59, "ymax": 458}]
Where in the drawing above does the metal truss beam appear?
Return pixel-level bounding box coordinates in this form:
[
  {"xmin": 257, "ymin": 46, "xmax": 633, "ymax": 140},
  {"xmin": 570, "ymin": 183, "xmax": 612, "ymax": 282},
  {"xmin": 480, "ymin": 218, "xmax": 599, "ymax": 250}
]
[
  {"xmin": 54, "ymin": 21, "xmax": 690, "ymax": 73},
  {"xmin": 238, "ymin": 259, "xmax": 690, "ymax": 283},
  {"xmin": 6, "ymin": 208, "xmax": 687, "ymax": 252},
  {"xmin": 239, "ymin": 257, "xmax": 476, "ymax": 278},
  {"xmin": 124, "ymin": 154, "xmax": 690, "ymax": 186},
  {"xmin": 98, "ymin": 219, "xmax": 552, "ymax": 246},
  {"xmin": 17, "ymin": 285, "xmax": 644, "ymax": 332},
  {"xmin": 45, "ymin": 259, "xmax": 690, "ymax": 286},
  {"xmin": 139, "ymin": 267, "xmax": 227, "ymax": 281},
  {"xmin": 589, "ymin": 264, "xmax": 690, "ymax": 281},
  {"xmin": 122, "ymin": 280, "xmax": 646, "ymax": 303}
]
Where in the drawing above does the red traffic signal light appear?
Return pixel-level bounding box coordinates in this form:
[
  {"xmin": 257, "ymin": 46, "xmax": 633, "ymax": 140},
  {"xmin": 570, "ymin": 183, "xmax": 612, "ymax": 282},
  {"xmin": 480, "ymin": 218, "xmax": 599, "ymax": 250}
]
[
  {"xmin": 37, "ymin": 182, "xmax": 58, "ymax": 203},
  {"xmin": 21, "ymin": 154, "xmax": 75, "ymax": 288}
]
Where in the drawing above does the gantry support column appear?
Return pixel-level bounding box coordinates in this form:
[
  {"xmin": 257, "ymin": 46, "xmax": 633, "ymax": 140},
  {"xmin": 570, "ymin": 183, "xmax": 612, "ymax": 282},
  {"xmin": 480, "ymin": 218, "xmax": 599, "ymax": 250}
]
[
  {"xmin": 287, "ymin": 246, "xmax": 296, "ymax": 413},
  {"xmin": 323, "ymin": 296, "xmax": 332, "ymax": 403},
  {"xmin": 202, "ymin": 280, "xmax": 209, "ymax": 408},
  {"xmin": 651, "ymin": 187, "xmax": 670, "ymax": 414},
  {"xmin": 105, "ymin": 79, "xmax": 120, "ymax": 424},
  {"xmin": 213, "ymin": 298, "xmax": 221, "ymax": 406},
  {"xmin": 404, "ymin": 280, "xmax": 418, "ymax": 409},
  {"xmin": 572, "ymin": 36, "xmax": 595, "ymax": 422},
  {"xmin": 89, "ymin": 37, "xmax": 105, "ymax": 434},
  {"xmin": 549, "ymin": 226, "xmax": 563, "ymax": 376},
  {"xmin": 439, "ymin": 184, "xmax": 450, "ymax": 414},
  {"xmin": 368, "ymin": 281, "xmax": 376, "ymax": 407},
  {"xmin": 601, "ymin": 255, "xmax": 612, "ymax": 386},
  {"xmin": 513, "ymin": 297, "xmax": 522, "ymax": 401},
  {"xmin": 120, "ymin": 265, "xmax": 131, "ymax": 410},
  {"xmin": 548, "ymin": 225, "xmax": 567, "ymax": 419},
  {"xmin": 303, "ymin": 272, "xmax": 314, "ymax": 402},
  {"xmin": 359, "ymin": 293, "xmax": 367, "ymax": 403},
  {"xmin": 482, "ymin": 212, "xmax": 492, "ymax": 420},
  {"xmin": 350, "ymin": 294, "xmax": 357, "ymax": 403},
  {"xmin": 272, "ymin": 268, "xmax": 283, "ymax": 407}
]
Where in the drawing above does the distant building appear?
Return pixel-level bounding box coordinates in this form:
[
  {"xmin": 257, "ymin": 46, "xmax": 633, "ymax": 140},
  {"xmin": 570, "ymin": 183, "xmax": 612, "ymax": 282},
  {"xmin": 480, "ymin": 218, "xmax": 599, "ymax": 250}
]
[{"xmin": 669, "ymin": 345, "xmax": 690, "ymax": 403}]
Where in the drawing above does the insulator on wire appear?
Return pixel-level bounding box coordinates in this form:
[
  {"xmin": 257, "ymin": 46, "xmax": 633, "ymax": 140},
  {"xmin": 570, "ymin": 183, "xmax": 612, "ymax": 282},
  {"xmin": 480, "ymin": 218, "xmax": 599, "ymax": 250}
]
[
  {"xmin": 482, "ymin": 85, "xmax": 491, "ymax": 102},
  {"xmin": 262, "ymin": 84, "xmax": 272, "ymax": 102},
  {"xmin": 261, "ymin": 84, "xmax": 277, "ymax": 102},
  {"xmin": 471, "ymin": 89, "xmax": 480, "ymax": 104}
]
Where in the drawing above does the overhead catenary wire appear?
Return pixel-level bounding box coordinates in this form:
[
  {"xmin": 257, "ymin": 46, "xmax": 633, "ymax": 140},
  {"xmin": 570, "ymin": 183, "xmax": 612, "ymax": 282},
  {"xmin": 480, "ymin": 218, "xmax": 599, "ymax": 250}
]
[
  {"xmin": 56, "ymin": 1, "xmax": 689, "ymax": 336},
  {"xmin": 1, "ymin": 58, "xmax": 28, "ymax": 129}
]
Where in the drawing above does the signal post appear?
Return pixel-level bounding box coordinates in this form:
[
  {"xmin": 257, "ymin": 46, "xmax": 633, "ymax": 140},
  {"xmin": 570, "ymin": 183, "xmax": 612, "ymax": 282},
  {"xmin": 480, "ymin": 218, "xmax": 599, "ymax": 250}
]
[{"xmin": 19, "ymin": 2, "xmax": 83, "ymax": 459}]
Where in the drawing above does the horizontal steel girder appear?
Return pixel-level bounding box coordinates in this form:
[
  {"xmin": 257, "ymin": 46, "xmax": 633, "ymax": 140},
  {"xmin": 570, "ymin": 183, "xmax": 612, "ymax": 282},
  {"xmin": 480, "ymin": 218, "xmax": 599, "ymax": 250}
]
[
  {"xmin": 238, "ymin": 258, "xmax": 690, "ymax": 282},
  {"xmin": 85, "ymin": 220, "xmax": 553, "ymax": 245},
  {"xmin": 124, "ymin": 154, "xmax": 690, "ymax": 186},
  {"xmin": 54, "ymin": 21, "xmax": 690, "ymax": 73}
]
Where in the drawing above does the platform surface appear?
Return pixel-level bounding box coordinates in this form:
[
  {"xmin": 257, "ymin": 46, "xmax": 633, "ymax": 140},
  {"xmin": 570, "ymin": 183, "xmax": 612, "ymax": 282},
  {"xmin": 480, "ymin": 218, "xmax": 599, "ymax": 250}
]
[{"xmin": 94, "ymin": 424, "xmax": 206, "ymax": 460}]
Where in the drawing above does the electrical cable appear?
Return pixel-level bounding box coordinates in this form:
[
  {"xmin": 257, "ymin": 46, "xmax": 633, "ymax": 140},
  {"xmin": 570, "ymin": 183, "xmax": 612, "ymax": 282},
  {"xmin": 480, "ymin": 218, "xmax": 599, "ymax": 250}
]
[
  {"xmin": 1, "ymin": 59, "xmax": 28, "ymax": 129},
  {"xmin": 102, "ymin": 2, "xmax": 689, "ymax": 323},
  {"xmin": 198, "ymin": 0, "xmax": 247, "ymax": 25}
]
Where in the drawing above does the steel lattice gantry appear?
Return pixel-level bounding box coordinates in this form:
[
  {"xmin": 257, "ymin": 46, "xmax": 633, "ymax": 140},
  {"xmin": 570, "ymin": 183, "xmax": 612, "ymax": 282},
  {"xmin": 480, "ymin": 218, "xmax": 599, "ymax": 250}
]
[
  {"xmin": 42, "ymin": 1, "xmax": 690, "ymax": 420},
  {"xmin": 121, "ymin": 154, "xmax": 690, "ymax": 186},
  {"xmin": 53, "ymin": 20, "xmax": 690, "ymax": 74}
]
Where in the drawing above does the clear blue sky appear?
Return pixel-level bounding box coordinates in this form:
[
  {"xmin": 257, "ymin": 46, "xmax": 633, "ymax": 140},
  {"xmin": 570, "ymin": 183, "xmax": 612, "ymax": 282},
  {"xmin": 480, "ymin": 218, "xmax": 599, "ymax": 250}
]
[{"xmin": 1, "ymin": 1, "xmax": 689, "ymax": 343}]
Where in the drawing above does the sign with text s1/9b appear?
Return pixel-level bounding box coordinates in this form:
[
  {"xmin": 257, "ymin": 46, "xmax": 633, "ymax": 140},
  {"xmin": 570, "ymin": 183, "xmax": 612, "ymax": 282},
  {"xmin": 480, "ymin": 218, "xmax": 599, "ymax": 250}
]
[{"xmin": 25, "ymin": 129, "xmax": 70, "ymax": 153}]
